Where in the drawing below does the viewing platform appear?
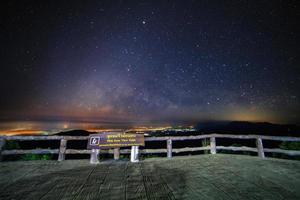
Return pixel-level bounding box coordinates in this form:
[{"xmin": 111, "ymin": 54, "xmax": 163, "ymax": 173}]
[{"xmin": 1, "ymin": 154, "xmax": 300, "ymax": 200}]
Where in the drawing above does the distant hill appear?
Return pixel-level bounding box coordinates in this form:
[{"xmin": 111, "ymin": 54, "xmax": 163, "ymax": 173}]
[
  {"xmin": 54, "ymin": 130, "xmax": 95, "ymax": 136},
  {"xmin": 54, "ymin": 121, "xmax": 300, "ymax": 137},
  {"xmin": 195, "ymin": 121, "xmax": 300, "ymax": 136}
]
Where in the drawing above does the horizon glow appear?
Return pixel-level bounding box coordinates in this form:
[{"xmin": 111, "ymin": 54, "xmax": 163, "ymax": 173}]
[{"xmin": 1, "ymin": 1, "xmax": 299, "ymax": 134}]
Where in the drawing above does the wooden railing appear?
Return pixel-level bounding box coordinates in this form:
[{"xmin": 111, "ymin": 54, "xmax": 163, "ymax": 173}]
[{"xmin": 0, "ymin": 134, "xmax": 300, "ymax": 162}]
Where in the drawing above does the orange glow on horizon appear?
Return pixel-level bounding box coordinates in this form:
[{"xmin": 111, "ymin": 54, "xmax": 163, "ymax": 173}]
[
  {"xmin": 86, "ymin": 128, "xmax": 124, "ymax": 132},
  {"xmin": 0, "ymin": 129, "xmax": 46, "ymax": 136},
  {"xmin": 125, "ymin": 126, "xmax": 173, "ymax": 132},
  {"xmin": 0, "ymin": 125, "xmax": 178, "ymax": 136}
]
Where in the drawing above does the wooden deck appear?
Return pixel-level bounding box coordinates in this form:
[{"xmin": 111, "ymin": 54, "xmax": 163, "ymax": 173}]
[{"xmin": 1, "ymin": 154, "xmax": 300, "ymax": 200}]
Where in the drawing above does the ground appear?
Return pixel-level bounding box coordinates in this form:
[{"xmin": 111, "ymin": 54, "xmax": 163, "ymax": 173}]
[{"xmin": 0, "ymin": 154, "xmax": 300, "ymax": 200}]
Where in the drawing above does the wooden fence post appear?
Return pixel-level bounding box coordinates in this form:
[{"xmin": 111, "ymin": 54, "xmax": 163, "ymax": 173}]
[
  {"xmin": 90, "ymin": 149, "xmax": 100, "ymax": 164},
  {"xmin": 256, "ymin": 137, "xmax": 265, "ymax": 158},
  {"xmin": 130, "ymin": 146, "xmax": 139, "ymax": 162},
  {"xmin": 210, "ymin": 137, "xmax": 216, "ymax": 154},
  {"xmin": 167, "ymin": 139, "xmax": 172, "ymax": 158},
  {"xmin": 202, "ymin": 138, "xmax": 209, "ymax": 154},
  {"xmin": 58, "ymin": 139, "xmax": 67, "ymax": 161},
  {"xmin": 0, "ymin": 138, "xmax": 6, "ymax": 161},
  {"xmin": 114, "ymin": 148, "xmax": 120, "ymax": 160}
]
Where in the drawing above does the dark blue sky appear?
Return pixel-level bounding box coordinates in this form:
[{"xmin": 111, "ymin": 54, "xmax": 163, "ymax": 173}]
[{"xmin": 0, "ymin": 0, "xmax": 299, "ymax": 129}]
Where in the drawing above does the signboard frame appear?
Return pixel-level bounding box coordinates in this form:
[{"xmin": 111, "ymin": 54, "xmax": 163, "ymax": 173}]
[{"xmin": 87, "ymin": 132, "xmax": 145, "ymax": 149}]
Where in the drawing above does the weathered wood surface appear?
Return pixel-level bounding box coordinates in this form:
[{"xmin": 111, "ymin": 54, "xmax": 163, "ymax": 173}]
[
  {"xmin": 65, "ymin": 149, "xmax": 91, "ymax": 154},
  {"xmin": 58, "ymin": 139, "xmax": 67, "ymax": 161},
  {"xmin": 114, "ymin": 148, "xmax": 120, "ymax": 160},
  {"xmin": 2, "ymin": 149, "xmax": 59, "ymax": 155},
  {"xmin": 167, "ymin": 139, "xmax": 172, "ymax": 158},
  {"xmin": 1, "ymin": 147, "xmax": 210, "ymax": 156},
  {"xmin": 130, "ymin": 146, "xmax": 139, "ymax": 162},
  {"xmin": 1, "ymin": 154, "xmax": 300, "ymax": 200},
  {"xmin": 1, "ymin": 136, "xmax": 89, "ymax": 141},
  {"xmin": 256, "ymin": 137, "xmax": 265, "ymax": 158},
  {"xmin": 216, "ymin": 146, "xmax": 258, "ymax": 152},
  {"xmin": 2, "ymin": 134, "xmax": 300, "ymax": 142},
  {"xmin": 1, "ymin": 134, "xmax": 300, "ymax": 160},
  {"xmin": 210, "ymin": 137, "xmax": 216, "ymax": 154},
  {"xmin": 264, "ymin": 148, "xmax": 300, "ymax": 156},
  {"xmin": 90, "ymin": 149, "xmax": 99, "ymax": 164},
  {"xmin": 145, "ymin": 134, "xmax": 300, "ymax": 142},
  {"xmin": 212, "ymin": 134, "xmax": 300, "ymax": 141},
  {"xmin": 172, "ymin": 146, "xmax": 210, "ymax": 153}
]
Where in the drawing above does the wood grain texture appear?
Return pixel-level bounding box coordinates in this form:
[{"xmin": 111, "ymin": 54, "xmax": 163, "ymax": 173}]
[
  {"xmin": 1, "ymin": 155, "xmax": 300, "ymax": 200},
  {"xmin": 1, "ymin": 134, "xmax": 300, "ymax": 160},
  {"xmin": 58, "ymin": 139, "xmax": 67, "ymax": 161},
  {"xmin": 210, "ymin": 137, "xmax": 216, "ymax": 154},
  {"xmin": 167, "ymin": 139, "xmax": 172, "ymax": 158},
  {"xmin": 256, "ymin": 137, "xmax": 265, "ymax": 158}
]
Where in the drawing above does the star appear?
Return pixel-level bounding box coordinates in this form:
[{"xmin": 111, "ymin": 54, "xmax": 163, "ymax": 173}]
[{"xmin": 0, "ymin": 0, "xmax": 298, "ymax": 129}]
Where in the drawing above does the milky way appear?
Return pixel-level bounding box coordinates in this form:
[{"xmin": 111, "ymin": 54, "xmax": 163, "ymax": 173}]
[{"xmin": 1, "ymin": 1, "xmax": 299, "ymax": 129}]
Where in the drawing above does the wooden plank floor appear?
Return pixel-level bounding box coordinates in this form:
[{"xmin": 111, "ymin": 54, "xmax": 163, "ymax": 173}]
[{"xmin": 1, "ymin": 154, "xmax": 300, "ymax": 200}]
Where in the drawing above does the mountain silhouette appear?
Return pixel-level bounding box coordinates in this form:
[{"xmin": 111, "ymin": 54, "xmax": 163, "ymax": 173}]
[
  {"xmin": 54, "ymin": 130, "xmax": 95, "ymax": 136},
  {"xmin": 195, "ymin": 121, "xmax": 300, "ymax": 136}
]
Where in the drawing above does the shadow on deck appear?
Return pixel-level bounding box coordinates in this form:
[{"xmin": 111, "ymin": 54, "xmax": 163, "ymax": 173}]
[{"xmin": 1, "ymin": 154, "xmax": 300, "ymax": 200}]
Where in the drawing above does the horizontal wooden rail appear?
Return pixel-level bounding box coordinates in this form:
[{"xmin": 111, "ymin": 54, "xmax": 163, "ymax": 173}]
[
  {"xmin": 0, "ymin": 136, "xmax": 89, "ymax": 141},
  {"xmin": 64, "ymin": 147, "xmax": 211, "ymax": 155},
  {"xmin": 1, "ymin": 134, "xmax": 300, "ymax": 141},
  {"xmin": 216, "ymin": 146, "xmax": 258, "ymax": 153},
  {"xmin": 211, "ymin": 134, "xmax": 300, "ymax": 141},
  {"xmin": 65, "ymin": 149, "xmax": 91, "ymax": 154},
  {"xmin": 263, "ymin": 148, "xmax": 300, "ymax": 156},
  {"xmin": 0, "ymin": 134, "xmax": 299, "ymax": 162},
  {"xmin": 2, "ymin": 149, "xmax": 59, "ymax": 155}
]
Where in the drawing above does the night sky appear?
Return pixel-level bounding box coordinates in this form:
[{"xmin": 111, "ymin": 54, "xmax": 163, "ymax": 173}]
[{"xmin": 0, "ymin": 1, "xmax": 299, "ymax": 132}]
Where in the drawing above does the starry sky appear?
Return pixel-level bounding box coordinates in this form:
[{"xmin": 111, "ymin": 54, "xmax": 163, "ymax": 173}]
[{"xmin": 0, "ymin": 1, "xmax": 299, "ymax": 132}]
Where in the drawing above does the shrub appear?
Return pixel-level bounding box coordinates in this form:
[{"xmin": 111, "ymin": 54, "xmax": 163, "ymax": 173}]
[
  {"xmin": 5, "ymin": 140, "xmax": 20, "ymax": 150},
  {"xmin": 21, "ymin": 154, "xmax": 52, "ymax": 161},
  {"xmin": 201, "ymin": 139, "xmax": 210, "ymax": 154},
  {"xmin": 279, "ymin": 141, "xmax": 300, "ymax": 150}
]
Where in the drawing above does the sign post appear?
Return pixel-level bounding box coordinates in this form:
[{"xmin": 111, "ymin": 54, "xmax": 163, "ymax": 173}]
[
  {"xmin": 90, "ymin": 149, "xmax": 100, "ymax": 164},
  {"xmin": 87, "ymin": 132, "xmax": 145, "ymax": 163},
  {"xmin": 113, "ymin": 148, "xmax": 120, "ymax": 160},
  {"xmin": 130, "ymin": 146, "xmax": 139, "ymax": 162}
]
